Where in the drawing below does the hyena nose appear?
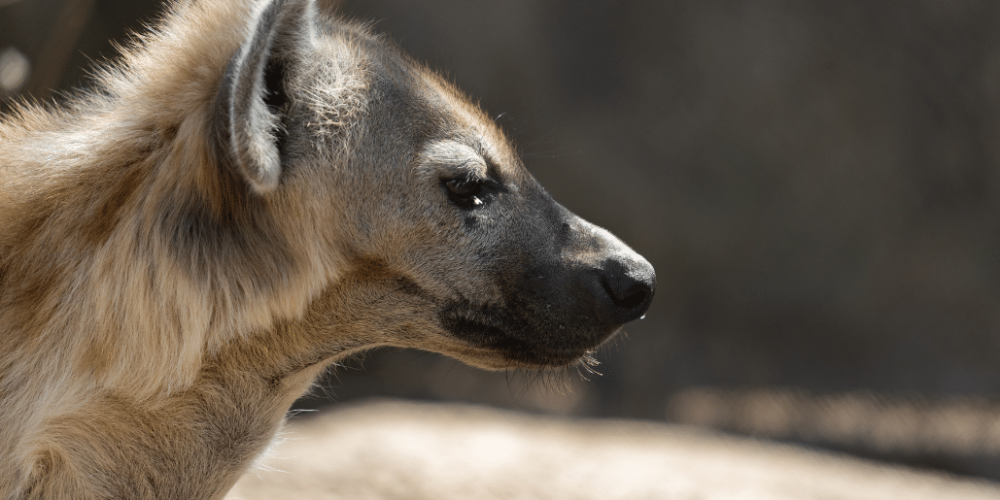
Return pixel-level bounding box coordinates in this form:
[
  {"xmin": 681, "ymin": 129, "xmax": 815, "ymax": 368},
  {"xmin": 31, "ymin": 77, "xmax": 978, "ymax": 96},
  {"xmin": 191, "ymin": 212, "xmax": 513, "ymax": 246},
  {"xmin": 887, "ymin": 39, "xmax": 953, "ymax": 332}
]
[{"xmin": 590, "ymin": 257, "xmax": 656, "ymax": 325}]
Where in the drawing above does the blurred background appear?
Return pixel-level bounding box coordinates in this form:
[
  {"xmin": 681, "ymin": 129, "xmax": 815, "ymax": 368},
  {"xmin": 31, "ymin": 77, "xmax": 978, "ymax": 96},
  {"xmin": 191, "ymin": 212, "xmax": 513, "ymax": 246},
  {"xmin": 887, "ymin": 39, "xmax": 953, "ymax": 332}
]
[{"xmin": 3, "ymin": 0, "xmax": 999, "ymax": 483}]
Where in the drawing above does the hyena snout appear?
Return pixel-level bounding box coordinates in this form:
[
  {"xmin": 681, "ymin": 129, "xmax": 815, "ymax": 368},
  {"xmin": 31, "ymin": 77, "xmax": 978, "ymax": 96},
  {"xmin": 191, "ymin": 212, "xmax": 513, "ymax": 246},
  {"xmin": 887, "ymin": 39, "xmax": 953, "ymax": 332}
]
[
  {"xmin": 494, "ymin": 217, "xmax": 656, "ymax": 366},
  {"xmin": 556, "ymin": 214, "xmax": 656, "ymax": 329}
]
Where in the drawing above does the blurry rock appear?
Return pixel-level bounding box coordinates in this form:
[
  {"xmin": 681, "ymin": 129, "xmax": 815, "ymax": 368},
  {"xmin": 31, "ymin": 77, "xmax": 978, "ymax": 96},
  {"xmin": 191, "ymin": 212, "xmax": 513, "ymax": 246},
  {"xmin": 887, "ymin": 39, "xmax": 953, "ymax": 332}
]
[
  {"xmin": 228, "ymin": 400, "xmax": 999, "ymax": 500},
  {"xmin": 667, "ymin": 387, "xmax": 1000, "ymax": 456}
]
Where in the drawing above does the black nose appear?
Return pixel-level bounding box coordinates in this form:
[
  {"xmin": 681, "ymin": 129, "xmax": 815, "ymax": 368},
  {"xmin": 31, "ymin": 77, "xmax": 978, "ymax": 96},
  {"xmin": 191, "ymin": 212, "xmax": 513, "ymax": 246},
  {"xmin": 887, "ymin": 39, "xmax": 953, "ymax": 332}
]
[{"xmin": 590, "ymin": 258, "xmax": 655, "ymax": 325}]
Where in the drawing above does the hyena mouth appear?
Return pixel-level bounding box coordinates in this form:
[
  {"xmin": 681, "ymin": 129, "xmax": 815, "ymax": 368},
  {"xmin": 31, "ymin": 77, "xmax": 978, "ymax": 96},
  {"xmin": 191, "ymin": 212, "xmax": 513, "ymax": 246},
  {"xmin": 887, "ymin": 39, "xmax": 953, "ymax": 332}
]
[
  {"xmin": 440, "ymin": 306, "xmax": 517, "ymax": 348},
  {"xmin": 438, "ymin": 304, "xmax": 598, "ymax": 367}
]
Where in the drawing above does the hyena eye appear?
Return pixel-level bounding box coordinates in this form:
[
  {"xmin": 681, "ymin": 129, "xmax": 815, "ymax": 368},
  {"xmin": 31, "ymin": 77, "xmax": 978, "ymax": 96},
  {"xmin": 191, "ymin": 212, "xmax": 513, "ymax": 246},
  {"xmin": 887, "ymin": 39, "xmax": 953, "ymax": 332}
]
[{"xmin": 444, "ymin": 178, "xmax": 485, "ymax": 209}]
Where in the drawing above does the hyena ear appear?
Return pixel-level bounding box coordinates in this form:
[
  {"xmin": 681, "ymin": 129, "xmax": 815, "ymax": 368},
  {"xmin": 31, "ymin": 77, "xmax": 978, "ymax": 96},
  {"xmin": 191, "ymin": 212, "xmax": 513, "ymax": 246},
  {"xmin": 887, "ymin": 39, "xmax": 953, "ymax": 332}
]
[{"xmin": 214, "ymin": 0, "xmax": 314, "ymax": 193}]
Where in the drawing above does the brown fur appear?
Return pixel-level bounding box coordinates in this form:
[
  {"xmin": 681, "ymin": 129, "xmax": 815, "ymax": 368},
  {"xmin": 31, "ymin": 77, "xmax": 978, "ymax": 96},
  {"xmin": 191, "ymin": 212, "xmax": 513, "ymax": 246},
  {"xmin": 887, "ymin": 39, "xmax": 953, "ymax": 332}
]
[{"xmin": 0, "ymin": 0, "xmax": 654, "ymax": 498}]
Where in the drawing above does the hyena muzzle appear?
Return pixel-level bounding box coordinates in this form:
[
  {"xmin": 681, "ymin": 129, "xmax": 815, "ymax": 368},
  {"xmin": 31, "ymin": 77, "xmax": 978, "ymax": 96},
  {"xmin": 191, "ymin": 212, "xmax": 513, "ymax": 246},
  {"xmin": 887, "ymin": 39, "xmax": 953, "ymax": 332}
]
[{"xmin": 0, "ymin": 0, "xmax": 654, "ymax": 497}]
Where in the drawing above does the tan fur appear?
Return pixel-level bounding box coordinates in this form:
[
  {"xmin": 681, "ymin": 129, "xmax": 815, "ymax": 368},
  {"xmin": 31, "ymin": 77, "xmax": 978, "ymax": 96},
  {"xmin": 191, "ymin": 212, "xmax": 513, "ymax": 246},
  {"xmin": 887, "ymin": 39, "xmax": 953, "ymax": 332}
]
[{"xmin": 0, "ymin": 0, "xmax": 654, "ymax": 498}]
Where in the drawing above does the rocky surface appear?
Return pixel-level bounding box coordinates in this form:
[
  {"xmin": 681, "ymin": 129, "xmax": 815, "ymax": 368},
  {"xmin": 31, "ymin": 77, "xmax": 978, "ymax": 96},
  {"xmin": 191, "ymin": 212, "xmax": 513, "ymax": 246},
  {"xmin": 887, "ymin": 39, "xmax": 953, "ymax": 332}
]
[{"xmin": 228, "ymin": 400, "xmax": 1000, "ymax": 500}]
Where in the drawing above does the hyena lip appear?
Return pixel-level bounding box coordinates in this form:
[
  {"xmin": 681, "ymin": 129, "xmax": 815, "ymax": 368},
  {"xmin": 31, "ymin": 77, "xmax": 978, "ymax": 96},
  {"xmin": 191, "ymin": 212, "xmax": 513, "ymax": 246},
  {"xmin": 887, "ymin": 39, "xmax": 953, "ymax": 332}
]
[
  {"xmin": 440, "ymin": 309, "xmax": 516, "ymax": 348},
  {"xmin": 439, "ymin": 307, "xmax": 614, "ymax": 367}
]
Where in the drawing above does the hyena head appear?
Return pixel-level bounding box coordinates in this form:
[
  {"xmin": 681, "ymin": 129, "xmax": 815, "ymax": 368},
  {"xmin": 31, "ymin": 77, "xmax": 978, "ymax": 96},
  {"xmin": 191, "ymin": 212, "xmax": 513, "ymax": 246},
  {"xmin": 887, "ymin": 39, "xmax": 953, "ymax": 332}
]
[{"xmin": 216, "ymin": 0, "xmax": 655, "ymax": 370}]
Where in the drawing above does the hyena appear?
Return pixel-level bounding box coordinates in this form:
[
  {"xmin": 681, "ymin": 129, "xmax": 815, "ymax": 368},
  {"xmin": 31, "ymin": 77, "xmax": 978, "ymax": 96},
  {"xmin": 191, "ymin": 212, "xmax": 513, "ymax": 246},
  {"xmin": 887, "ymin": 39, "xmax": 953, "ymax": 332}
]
[{"xmin": 0, "ymin": 0, "xmax": 655, "ymax": 498}]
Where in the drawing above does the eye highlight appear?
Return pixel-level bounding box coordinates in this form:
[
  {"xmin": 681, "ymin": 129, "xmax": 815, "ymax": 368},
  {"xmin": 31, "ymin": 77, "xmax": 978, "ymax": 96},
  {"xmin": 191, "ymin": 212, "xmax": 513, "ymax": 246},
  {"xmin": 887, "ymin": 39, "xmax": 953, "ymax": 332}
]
[{"xmin": 444, "ymin": 177, "xmax": 485, "ymax": 209}]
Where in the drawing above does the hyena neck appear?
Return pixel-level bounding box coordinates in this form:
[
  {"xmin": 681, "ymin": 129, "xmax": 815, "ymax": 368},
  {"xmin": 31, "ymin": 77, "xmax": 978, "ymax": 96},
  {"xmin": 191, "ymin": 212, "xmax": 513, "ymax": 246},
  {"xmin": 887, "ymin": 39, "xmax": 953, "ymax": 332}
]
[
  {"xmin": 34, "ymin": 291, "xmax": 377, "ymax": 500},
  {"xmin": 0, "ymin": 264, "xmax": 366, "ymax": 499},
  {"xmin": 0, "ymin": 132, "xmax": 334, "ymax": 500},
  {"xmin": 7, "ymin": 350, "xmax": 330, "ymax": 499}
]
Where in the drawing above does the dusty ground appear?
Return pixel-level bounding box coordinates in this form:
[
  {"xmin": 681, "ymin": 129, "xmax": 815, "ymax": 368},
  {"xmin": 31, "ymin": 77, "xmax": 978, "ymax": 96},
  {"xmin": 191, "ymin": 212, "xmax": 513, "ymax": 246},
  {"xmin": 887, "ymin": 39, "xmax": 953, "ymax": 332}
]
[{"xmin": 227, "ymin": 399, "xmax": 1000, "ymax": 500}]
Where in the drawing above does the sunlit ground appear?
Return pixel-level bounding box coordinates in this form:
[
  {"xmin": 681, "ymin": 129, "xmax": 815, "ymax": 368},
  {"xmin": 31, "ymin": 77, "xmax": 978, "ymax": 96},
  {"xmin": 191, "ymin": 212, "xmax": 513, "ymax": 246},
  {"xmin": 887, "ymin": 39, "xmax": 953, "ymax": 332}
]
[{"xmin": 228, "ymin": 399, "xmax": 999, "ymax": 500}]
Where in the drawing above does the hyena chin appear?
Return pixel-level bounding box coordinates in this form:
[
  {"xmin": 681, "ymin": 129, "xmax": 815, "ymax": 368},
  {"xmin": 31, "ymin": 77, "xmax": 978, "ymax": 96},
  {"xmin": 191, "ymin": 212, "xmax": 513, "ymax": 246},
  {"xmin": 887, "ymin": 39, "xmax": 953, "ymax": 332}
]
[{"xmin": 0, "ymin": 0, "xmax": 654, "ymax": 497}]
